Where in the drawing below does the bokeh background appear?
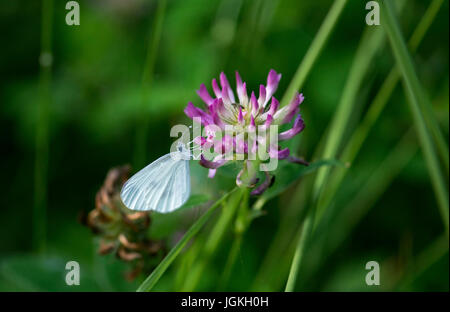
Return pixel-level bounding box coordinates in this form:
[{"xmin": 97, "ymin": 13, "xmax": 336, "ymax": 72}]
[{"xmin": 0, "ymin": 0, "xmax": 448, "ymax": 291}]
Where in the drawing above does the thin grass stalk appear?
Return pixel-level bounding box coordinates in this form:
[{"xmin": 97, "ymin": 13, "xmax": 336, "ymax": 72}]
[
  {"xmin": 133, "ymin": 0, "xmax": 167, "ymax": 169},
  {"xmin": 33, "ymin": 0, "xmax": 53, "ymax": 253},
  {"xmin": 218, "ymin": 234, "xmax": 243, "ymax": 290},
  {"xmin": 180, "ymin": 188, "xmax": 244, "ymax": 291},
  {"xmin": 279, "ymin": 0, "xmax": 348, "ymax": 108},
  {"xmin": 251, "ymin": 1, "xmax": 348, "ymax": 289},
  {"xmin": 319, "ymin": 0, "xmax": 445, "ymax": 217},
  {"xmin": 291, "ymin": 128, "xmax": 417, "ymax": 289},
  {"xmin": 326, "ymin": 129, "xmax": 417, "ymax": 260},
  {"xmin": 396, "ymin": 233, "xmax": 448, "ymax": 290},
  {"xmin": 217, "ymin": 188, "xmax": 251, "ymax": 290},
  {"xmin": 137, "ymin": 188, "xmax": 237, "ymax": 292},
  {"xmin": 380, "ymin": 0, "xmax": 449, "ymax": 234},
  {"xmin": 285, "ymin": 20, "xmax": 390, "ymax": 291}
]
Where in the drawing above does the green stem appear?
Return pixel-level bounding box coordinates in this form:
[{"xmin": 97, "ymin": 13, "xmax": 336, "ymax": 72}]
[
  {"xmin": 396, "ymin": 233, "xmax": 448, "ymax": 290},
  {"xmin": 136, "ymin": 188, "xmax": 236, "ymax": 292},
  {"xmin": 180, "ymin": 188, "xmax": 244, "ymax": 291},
  {"xmin": 285, "ymin": 216, "xmax": 312, "ymax": 292},
  {"xmin": 217, "ymin": 188, "xmax": 250, "ymax": 290},
  {"xmin": 218, "ymin": 234, "xmax": 243, "ymax": 290},
  {"xmin": 280, "ymin": 0, "xmax": 348, "ymax": 108},
  {"xmin": 313, "ymin": 25, "xmax": 387, "ymax": 225},
  {"xmin": 381, "ymin": 0, "xmax": 449, "ymax": 234},
  {"xmin": 33, "ymin": 0, "xmax": 53, "ymax": 253},
  {"xmin": 133, "ymin": 0, "xmax": 167, "ymax": 169},
  {"xmin": 284, "ymin": 9, "xmax": 396, "ymax": 290}
]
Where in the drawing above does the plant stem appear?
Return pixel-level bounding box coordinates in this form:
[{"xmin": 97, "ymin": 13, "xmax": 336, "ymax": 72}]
[
  {"xmin": 180, "ymin": 188, "xmax": 244, "ymax": 291},
  {"xmin": 218, "ymin": 234, "xmax": 243, "ymax": 290},
  {"xmin": 136, "ymin": 188, "xmax": 236, "ymax": 292},
  {"xmin": 396, "ymin": 233, "xmax": 448, "ymax": 290},
  {"xmin": 133, "ymin": 0, "xmax": 167, "ymax": 169},
  {"xmin": 381, "ymin": 0, "xmax": 449, "ymax": 234},
  {"xmin": 284, "ymin": 11, "xmax": 393, "ymax": 290},
  {"xmin": 280, "ymin": 0, "xmax": 348, "ymax": 108},
  {"xmin": 33, "ymin": 0, "xmax": 53, "ymax": 253}
]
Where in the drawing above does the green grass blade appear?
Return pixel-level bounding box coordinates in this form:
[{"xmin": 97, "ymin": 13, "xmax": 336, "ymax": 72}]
[
  {"xmin": 298, "ymin": 128, "xmax": 419, "ymax": 288},
  {"xmin": 396, "ymin": 233, "xmax": 449, "ymax": 290},
  {"xmin": 319, "ymin": 0, "xmax": 445, "ymax": 218},
  {"xmin": 381, "ymin": 0, "xmax": 449, "ymax": 233},
  {"xmin": 136, "ymin": 188, "xmax": 236, "ymax": 292},
  {"xmin": 180, "ymin": 189, "xmax": 244, "ymax": 291},
  {"xmin": 280, "ymin": 0, "xmax": 348, "ymax": 108},
  {"xmin": 133, "ymin": 0, "xmax": 167, "ymax": 169},
  {"xmin": 285, "ymin": 11, "xmax": 395, "ymax": 290},
  {"xmin": 33, "ymin": 0, "xmax": 53, "ymax": 253},
  {"xmin": 312, "ymin": 26, "xmax": 386, "ymax": 223}
]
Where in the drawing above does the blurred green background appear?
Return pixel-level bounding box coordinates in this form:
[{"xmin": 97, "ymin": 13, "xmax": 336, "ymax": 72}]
[{"xmin": 0, "ymin": 0, "xmax": 448, "ymax": 291}]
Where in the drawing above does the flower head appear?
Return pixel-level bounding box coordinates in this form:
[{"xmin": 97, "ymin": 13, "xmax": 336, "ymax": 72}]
[{"xmin": 185, "ymin": 69, "xmax": 307, "ymax": 194}]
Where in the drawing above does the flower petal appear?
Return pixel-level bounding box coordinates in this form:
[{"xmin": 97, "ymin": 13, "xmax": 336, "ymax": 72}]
[
  {"xmin": 235, "ymin": 71, "xmax": 248, "ymax": 106},
  {"xmin": 264, "ymin": 69, "xmax": 282, "ymax": 107},
  {"xmin": 250, "ymin": 91, "xmax": 258, "ymax": 115},
  {"xmin": 279, "ymin": 114, "xmax": 305, "ymax": 141},
  {"xmin": 268, "ymin": 97, "xmax": 279, "ymax": 116},
  {"xmin": 212, "ymin": 78, "xmax": 222, "ymax": 98},
  {"xmin": 264, "ymin": 114, "xmax": 273, "ymax": 127},
  {"xmin": 208, "ymin": 169, "xmax": 217, "ymax": 178},
  {"xmin": 196, "ymin": 84, "xmax": 214, "ymax": 106},
  {"xmin": 184, "ymin": 102, "xmax": 213, "ymax": 125},
  {"xmin": 269, "ymin": 146, "xmax": 290, "ymax": 159},
  {"xmin": 220, "ymin": 72, "xmax": 235, "ymax": 103},
  {"xmin": 250, "ymin": 172, "xmax": 274, "ymax": 196},
  {"xmin": 199, "ymin": 154, "xmax": 227, "ymax": 169},
  {"xmin": 273, "ymin": 92, "xmax": 304, "ymax": 124},
  {"xmin": 258, "ymin": 84, "xmax": 266, "ymax": 110}
]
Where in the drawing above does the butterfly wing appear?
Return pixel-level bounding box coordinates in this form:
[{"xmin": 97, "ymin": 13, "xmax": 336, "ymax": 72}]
[
  {"xmin": 155, "ymin": 158, "xmax": 190, "ymax": 213},
  {"xmin": 120, "ymin": 152, "xmax": 190, "ymax": 212}
]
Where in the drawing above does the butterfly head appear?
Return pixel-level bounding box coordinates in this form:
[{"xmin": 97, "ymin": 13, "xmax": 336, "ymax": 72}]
[{"xmin": 175, "ymin": 142, "xmax": 192, "ymax": 160}]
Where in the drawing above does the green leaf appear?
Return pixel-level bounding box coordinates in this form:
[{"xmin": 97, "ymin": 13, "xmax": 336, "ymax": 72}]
[{"xmin": 259, "ymin": 159, "xmax": 343, "ymax": 204}]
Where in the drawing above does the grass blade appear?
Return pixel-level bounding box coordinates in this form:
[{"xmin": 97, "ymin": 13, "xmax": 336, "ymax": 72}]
[
  {"xmin": 285, "ymin": 11, "xmax": 394, "ymax": 290},
  {"xmin": 280, "ymin": 0, "xmax": 348, "ymax": 108},
  {"xmin": 319, "ymin": 0, "xmax": 446, "ymax": 220},
  {"xmin": 380, "ymin": 0, "xmax": 449, "ymax": 233},
  {"xmin": 136, "ymin": 188, "xmax": 236, "ymax": 292},
  {"xmin": 34, "ymin": 0, "xmax": 53, "ymax": 253}
]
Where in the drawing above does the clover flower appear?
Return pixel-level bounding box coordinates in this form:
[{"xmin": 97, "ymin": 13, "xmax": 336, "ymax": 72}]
[{"xmin": 184, "ymin": 69, "xmax": 307, "ymax": 195}]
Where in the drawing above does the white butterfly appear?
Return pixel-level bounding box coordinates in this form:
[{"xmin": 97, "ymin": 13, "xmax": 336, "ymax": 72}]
[{"xmin": 120, "ymin": 142, "xmax": 191, "ymax": 213}]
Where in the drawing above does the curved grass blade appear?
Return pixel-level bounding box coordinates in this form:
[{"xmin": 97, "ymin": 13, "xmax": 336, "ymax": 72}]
[
  {"xmin": 280, "ymin": 0, "xmax": 348, "ymax": 108},
  {"xmin": 319, "ymin": 0, "xmax": 446, "ymax": 222},
  {"xmin": 136, "ymin": 188, "xmax": 236, "ymax": 292},
  {"xmin": 381, "ymin": 0, "xmax": 449, "ymax": 233}
]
